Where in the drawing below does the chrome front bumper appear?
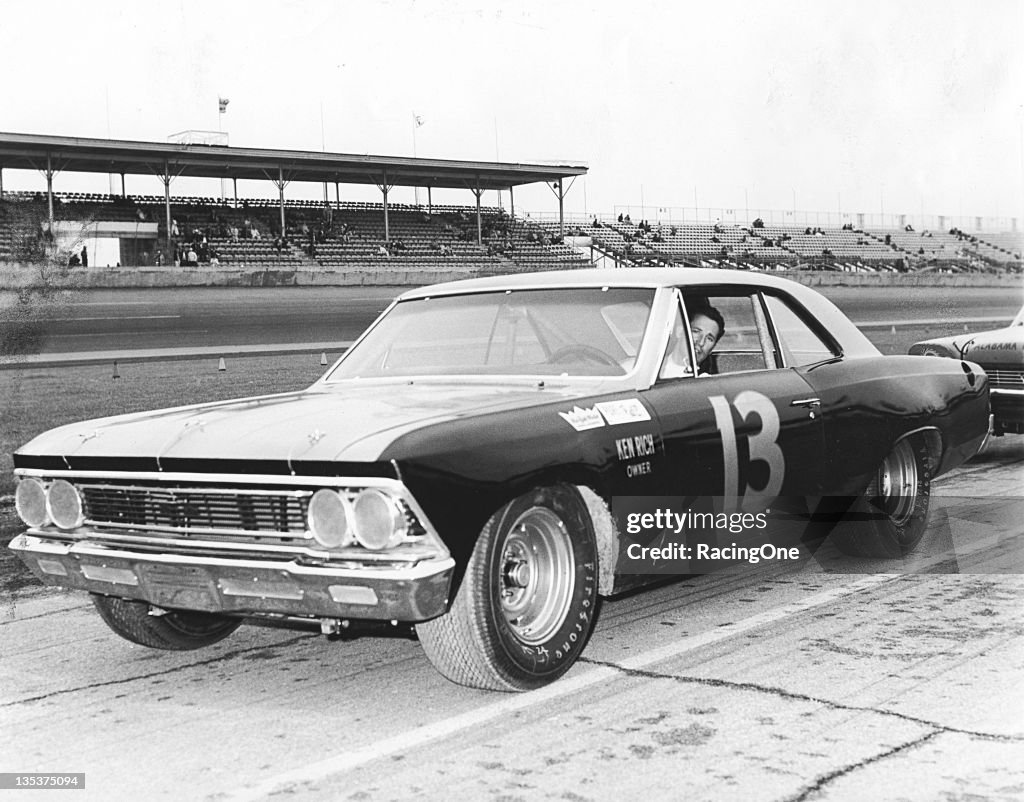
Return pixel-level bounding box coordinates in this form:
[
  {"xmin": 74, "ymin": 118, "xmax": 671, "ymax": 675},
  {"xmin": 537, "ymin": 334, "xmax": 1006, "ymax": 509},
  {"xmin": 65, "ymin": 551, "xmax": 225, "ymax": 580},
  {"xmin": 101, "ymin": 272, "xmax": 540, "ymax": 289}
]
[{"xmin": 9, "ymin": 533, "xmax": 453, "ymax": 622}]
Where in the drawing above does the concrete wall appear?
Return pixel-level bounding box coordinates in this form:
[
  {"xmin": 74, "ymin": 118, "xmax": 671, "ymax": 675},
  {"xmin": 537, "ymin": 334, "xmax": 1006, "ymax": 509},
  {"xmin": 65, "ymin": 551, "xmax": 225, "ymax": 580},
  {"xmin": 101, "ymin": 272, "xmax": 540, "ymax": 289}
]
[{"xmin": 1, "ymin": 261, "xmax": 1020, "ymax": 290}]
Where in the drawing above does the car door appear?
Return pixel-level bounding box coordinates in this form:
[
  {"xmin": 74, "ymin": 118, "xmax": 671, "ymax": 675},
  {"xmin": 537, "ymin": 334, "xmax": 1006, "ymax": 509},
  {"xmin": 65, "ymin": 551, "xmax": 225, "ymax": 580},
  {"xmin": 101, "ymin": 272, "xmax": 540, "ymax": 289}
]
[{"xmin": 643, "ymin": 289, "xmax": 825, "ymax": 511}]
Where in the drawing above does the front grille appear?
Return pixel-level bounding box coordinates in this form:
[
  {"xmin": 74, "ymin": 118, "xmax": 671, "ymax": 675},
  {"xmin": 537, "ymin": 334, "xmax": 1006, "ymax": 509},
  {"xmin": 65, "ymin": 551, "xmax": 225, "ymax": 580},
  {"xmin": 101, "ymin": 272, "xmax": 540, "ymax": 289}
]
[
  {"xmin": 80, "ymin": 483, "xmax": 312, "ymax": 539},
  {"xmin": 986, "ymin": 369, "xmax": 1024, "ymax": 392}
]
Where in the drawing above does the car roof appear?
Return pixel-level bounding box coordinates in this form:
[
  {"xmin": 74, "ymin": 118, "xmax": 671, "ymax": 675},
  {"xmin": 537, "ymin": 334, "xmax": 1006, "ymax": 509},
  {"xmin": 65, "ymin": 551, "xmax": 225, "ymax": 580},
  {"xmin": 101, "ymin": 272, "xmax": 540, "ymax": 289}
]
[
  {"xmin": 395, "ymin": 267, "xmax": 880, "ymax": 359},
  {"xmin": 397, "ymin": 267, "xmax": 805, "ymax": 299}
]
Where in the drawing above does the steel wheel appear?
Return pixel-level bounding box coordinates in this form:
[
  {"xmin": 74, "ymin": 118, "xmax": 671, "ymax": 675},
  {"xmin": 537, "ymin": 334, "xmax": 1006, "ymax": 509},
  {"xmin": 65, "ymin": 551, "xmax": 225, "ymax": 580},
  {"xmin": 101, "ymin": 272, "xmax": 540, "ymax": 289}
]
[
  {"xmin": 873, "ymin": 438, "xmax": 919, "ymax": 528},
  {"xmin": 499, "ymin": 507, "xmax": 575, "ymax": 645},
  {"xmin": 825, "ymin": 436, "xmax": 933, "ymax": 558}
]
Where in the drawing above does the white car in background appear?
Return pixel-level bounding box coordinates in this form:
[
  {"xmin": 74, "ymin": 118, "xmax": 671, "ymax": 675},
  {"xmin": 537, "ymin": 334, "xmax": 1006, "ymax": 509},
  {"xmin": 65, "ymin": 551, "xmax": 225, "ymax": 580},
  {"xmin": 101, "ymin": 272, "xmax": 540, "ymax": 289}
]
[{"xmin": 910, "ymin": 305, "xmax": 1024, "ymax": 436}]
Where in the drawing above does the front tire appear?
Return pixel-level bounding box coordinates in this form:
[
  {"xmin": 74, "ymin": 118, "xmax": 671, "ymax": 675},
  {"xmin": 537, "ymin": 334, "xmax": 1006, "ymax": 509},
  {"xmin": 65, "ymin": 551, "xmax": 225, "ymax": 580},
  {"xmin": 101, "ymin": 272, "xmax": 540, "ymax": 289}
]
[
  {"xmin": 829, "ymin": 437, "xmax": 932, "ymax": 558},
  {"xmin": 416, "ymin": 485, "xmax": 599, "ymax": 691},
  {"xmin": 92, "ymin": 594, "xmax": 242, "ymax": 650}
]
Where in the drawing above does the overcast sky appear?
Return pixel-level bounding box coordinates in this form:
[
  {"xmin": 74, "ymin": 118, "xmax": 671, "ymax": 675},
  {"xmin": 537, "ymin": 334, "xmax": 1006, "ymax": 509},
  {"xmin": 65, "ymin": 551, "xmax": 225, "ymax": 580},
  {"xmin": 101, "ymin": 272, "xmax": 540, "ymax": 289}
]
[{"xmin": 3, "ymin": 0, "xmax": 1021, "ymax": 225}]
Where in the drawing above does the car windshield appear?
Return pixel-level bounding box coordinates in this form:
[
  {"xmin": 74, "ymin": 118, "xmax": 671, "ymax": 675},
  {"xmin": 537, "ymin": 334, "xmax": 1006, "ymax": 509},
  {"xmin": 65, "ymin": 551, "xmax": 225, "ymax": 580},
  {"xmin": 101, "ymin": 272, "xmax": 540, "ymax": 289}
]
[{"xmin": 326, "ymin": 287, "xmax": 656, "ymax": 379}]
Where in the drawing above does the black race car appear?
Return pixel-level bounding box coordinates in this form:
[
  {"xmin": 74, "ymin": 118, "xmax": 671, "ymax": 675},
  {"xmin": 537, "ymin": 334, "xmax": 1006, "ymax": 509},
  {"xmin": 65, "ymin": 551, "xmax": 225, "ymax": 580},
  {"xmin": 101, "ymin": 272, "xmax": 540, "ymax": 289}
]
[{"xmin": 11, "ymin": 268, "xmax": 989, "ymax": 690}]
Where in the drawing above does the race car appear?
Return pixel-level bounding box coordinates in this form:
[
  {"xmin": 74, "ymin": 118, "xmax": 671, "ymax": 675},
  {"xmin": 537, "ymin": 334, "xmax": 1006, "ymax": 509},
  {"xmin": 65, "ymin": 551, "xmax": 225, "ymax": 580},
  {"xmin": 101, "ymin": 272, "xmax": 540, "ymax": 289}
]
[
  {"xmin": 10, "ymin": 268, "xmax": 990, "ymax": 691},
  {"xmin": 910, "ymin": 305, "xmax": 1023, "ymax": 435}
]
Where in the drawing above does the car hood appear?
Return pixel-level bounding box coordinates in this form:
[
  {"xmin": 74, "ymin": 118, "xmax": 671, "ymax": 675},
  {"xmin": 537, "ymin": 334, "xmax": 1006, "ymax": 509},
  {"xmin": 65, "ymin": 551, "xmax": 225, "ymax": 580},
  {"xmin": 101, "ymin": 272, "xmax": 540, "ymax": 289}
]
[
  {"xmin": 960, "ymin": 326, "xmax": 1024, "ymax": 368},
  {"xmin": 17, "ymin": 379, "xmax": 603, "ymax": 465},
  {"xmin": 911, "ymin": 324, "xmax": 1024, "ymax": 367}
]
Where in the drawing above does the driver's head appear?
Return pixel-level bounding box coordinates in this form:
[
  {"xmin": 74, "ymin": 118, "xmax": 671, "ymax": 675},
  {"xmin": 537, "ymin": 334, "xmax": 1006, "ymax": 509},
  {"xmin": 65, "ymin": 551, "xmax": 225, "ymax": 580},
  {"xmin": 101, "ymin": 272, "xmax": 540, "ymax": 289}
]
[{"xmin": 689, "ymin": 305, "xmax": 724, "ymax": 365}]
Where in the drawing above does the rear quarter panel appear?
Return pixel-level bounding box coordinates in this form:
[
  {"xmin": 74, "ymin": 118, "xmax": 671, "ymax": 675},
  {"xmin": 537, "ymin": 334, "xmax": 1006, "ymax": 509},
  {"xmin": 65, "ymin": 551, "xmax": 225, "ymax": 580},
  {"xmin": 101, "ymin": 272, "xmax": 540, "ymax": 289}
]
[{"xmin": 799, "ymin": 355, "xmax": 988, "ymax": 495}]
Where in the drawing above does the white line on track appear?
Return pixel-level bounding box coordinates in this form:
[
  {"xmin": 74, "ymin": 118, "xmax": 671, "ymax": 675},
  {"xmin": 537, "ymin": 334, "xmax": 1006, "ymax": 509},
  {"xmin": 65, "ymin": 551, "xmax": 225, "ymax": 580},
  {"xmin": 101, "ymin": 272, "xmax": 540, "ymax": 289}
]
[
  {"xmin": 18, "ymin": 315, "xmax": 182, "ymax": 322},
  {"xmin": 225, "ymin": 573, "xmax": 896, "ymax": 802}
]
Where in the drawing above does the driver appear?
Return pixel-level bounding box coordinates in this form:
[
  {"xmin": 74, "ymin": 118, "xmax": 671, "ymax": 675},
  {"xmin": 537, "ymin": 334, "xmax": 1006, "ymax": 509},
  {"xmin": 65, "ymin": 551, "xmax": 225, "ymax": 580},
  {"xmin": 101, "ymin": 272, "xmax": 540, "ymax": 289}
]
[{"xmin": 661, "ymin": 304, "xmax": 725, "ymax": 378}]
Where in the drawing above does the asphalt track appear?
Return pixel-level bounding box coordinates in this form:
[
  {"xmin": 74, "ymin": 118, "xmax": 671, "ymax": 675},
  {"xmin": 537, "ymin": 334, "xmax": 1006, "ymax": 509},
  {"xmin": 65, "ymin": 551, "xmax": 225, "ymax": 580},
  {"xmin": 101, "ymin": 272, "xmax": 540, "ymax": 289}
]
[{"xmin": 2, "ymin": 284, "xmax": 1021, "ymax": 361}]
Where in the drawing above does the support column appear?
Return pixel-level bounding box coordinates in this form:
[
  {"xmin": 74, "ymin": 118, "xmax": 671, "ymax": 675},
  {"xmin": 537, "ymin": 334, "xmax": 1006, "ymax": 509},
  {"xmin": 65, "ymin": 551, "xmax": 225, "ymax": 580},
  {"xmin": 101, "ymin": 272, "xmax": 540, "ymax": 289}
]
[
  {"xmin": 476, "ymin": 187, "xmax": 482, "ymax": 244},
  {"xmin": 45, "ymin": 154, "xmax": 54, "ymax": 231},
  {"xmin": 263, "ymin": 167, "xmax": 292, "ymax": 235},
  {"xmin": 1, "ymin": 165, "xmax": 4, "ymax": 198},
  {"xmin": 545, "ymin": 176, "xmax": 575, "ymax": 239},
  {"xmin": 279, "ymin": 167, "xmax": 286, "ymax": 234},
  {"xmin": 233, "ymin": 177, "xmax": 238, "ymax": 208},
  {"xmin": 376, "ymin": 170, "xmax": 392, "ymax": 242},
  {"xmin": 161, "ymin": 167, "xmax": 172, "ymax": 246},
  {"xmin": 151, "ymin": 158, "xmax": 185, "ymax": 247},
  {"xmin": 335, "ymin": 182, "xmax": 340, "ymax": 207},
  {"xmin": 121, "ymin": 173, "xmax": 126, "ymax": 198},
  {"xmin": 427, "ymin": 186, "xmax": 432, "ymax": 214},
  {"xmin": 509, "ymin": 185, "xmax": 514, "ymax": 222},
  {"xmin": 557, "ymin": 177, "xmax": 564, "ymax": 238}
]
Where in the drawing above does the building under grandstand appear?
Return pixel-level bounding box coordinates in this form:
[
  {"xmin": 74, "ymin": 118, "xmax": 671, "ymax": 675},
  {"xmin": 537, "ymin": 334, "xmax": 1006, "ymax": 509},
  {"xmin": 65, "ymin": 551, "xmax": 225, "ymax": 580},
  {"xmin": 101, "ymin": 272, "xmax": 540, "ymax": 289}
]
[{"xmin": 0, "ymin": 131, "xmax": 1019, "ymax": 284}]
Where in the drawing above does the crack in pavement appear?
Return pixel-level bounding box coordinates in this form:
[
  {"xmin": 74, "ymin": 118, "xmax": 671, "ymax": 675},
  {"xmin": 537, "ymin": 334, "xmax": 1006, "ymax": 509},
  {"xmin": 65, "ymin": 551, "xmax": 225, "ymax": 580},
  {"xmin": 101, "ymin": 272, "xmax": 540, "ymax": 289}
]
[
  {"xmin": 783, "ymin": 730, "xmax": 942, "ymax": 802},
  {"xmin": 579, "ymin": 657, "xmax": 1021, "ymax": 743},
  {"xmin": 0, "ymin": 633, "xmax": 315, "ymax": 708}
]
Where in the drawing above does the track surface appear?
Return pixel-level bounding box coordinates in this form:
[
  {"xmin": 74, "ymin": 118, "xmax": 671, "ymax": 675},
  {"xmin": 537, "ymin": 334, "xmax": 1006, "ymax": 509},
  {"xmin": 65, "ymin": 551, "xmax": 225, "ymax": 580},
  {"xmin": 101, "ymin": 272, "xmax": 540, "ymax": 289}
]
[{"xmin": 2, "ymin": 285, "xmax": 1021, "ymax": 355}]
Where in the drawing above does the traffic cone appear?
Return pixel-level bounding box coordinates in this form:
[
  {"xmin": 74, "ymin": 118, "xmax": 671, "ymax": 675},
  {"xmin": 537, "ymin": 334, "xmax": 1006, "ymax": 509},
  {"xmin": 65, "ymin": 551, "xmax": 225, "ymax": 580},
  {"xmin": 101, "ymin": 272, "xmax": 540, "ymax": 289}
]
[
  {"xmin": 112, "ymin": 360, "xmax": 120, "ymax": 379},
  {"xmin": 218, "ymin": 357, "xmax": 226, "ymax": 372},
  {"xmin": 320, "ymin": 352, "xmax": 328, "ymax": 366}
]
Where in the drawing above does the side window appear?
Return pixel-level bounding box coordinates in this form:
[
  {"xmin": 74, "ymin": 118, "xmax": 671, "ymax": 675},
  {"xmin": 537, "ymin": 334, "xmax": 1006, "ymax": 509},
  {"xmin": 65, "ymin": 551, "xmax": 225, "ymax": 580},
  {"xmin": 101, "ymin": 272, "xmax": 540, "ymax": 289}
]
[
  {"xmin": 684, "ymin": 293, "xmax": 769, "ymax": 375},
  {"xmin": 763, "ymin": 294, "xmax": 839, "ymax": 366}
]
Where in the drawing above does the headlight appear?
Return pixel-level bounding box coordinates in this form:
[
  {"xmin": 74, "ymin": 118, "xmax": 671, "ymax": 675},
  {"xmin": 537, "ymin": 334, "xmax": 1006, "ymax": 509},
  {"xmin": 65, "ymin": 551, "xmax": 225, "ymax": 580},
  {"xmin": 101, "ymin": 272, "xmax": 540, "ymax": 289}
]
[
  {"xmin": 15, "ymin": 478, "xmax": 49, "ymax": 528},
  {"xmin": 352, "ymin": 489, "xmax": 407, "ymax": 550},
  {"xmin": 46, "ymin": 479, "xmax": 84, "ymax": 529},
  {"xmin": 307, "ymin": 489, "xmax": 353, "ymax": 549}
]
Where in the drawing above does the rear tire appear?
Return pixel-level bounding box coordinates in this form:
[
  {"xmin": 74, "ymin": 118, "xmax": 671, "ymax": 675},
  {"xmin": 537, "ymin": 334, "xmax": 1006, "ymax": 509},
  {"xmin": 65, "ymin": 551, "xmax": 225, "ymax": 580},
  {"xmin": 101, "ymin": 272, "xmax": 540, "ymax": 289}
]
[
  {"xmin": 416, "ymin": 485, "xmax": 599, "ymax": 691},
  {"xmin": 92, "ymin": 594, "xmax": 242, "ymax": 650},
  {"xmin": 828, "ymin": 437, "xmax": 932, "ymax": 558}
]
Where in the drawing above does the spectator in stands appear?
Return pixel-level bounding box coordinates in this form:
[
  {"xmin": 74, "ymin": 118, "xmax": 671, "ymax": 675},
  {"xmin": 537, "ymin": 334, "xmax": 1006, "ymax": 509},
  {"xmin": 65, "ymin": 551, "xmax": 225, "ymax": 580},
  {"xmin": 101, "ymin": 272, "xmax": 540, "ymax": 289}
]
[
  {"xmin": 186, "ymin": 245, "xmax": 198, "ymax": 265},
  {"xmin": 68, "ymin": 251, "xmax": 81, "ymax": 267},
  {"xmin": 250, "ymin": 225, "xmax": 261, "ymax": 239},
  {"xmin": 617, "ymin": 213, "xmax": 623, "ymax": 223},
  {"xmin": 171, "ymin": 219, "xmax": 180, "ymax": 237},
  {"xmin": 377, "ymin": 243, "xmax": 390, "ymax": 257},
  {"xmin": 80, "ymin": 245, "xmax": 88, "ymax": 267}
]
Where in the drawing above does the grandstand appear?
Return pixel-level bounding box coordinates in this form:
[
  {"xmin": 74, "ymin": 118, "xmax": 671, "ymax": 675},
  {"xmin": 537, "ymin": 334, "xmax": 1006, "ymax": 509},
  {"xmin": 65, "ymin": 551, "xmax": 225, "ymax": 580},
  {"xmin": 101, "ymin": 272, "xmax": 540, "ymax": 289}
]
[{"xmin": 0, "ymin": 131, "xmax": 1020, "ymax": 280}]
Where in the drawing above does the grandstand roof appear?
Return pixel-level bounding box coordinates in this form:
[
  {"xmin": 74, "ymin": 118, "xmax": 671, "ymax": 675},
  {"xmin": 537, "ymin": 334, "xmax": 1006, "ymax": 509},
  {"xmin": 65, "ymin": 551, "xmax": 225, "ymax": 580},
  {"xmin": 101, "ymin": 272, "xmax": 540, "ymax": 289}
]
[{"xmin": 0, "ymin": 132, "xmax": 587, "ymax": 191}]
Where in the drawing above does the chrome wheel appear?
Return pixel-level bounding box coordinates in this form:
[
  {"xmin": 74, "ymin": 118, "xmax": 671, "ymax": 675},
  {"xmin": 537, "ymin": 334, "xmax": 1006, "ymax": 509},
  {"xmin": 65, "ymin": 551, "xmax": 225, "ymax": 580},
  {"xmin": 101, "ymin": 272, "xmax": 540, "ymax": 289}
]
[
  {"xmin": 499, "ymin": 507, "xmax": 574, "ymax": 645},
  {"xmin": 874, "ymin": 438, "xmax": 918, "ymax": 526}
]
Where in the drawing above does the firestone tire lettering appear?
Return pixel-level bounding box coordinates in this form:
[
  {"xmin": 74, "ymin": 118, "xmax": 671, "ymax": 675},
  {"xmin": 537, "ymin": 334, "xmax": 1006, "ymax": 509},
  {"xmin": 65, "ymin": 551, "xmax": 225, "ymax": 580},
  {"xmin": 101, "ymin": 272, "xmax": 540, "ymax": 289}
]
[{"xmin": 416, "ymin": 485, "xmax": 599, "ymax": 691}]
